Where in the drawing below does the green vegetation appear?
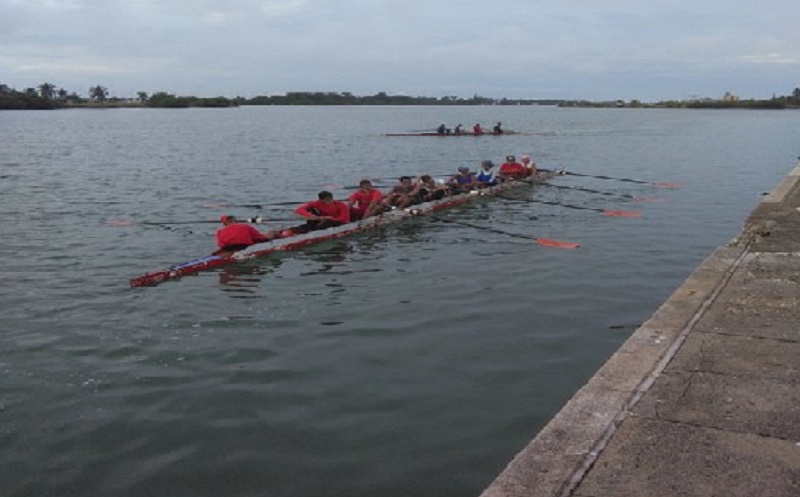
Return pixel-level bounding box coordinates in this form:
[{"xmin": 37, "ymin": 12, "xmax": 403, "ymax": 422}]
[{"xmin": 1, "ymin": 82, "xmax": 799, "ymax": 110}]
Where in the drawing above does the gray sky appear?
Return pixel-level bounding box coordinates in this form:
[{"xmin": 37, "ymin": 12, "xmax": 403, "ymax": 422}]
[{"xmin": 2, "ymin": 0, "xmax": 798, "ymax": 101}]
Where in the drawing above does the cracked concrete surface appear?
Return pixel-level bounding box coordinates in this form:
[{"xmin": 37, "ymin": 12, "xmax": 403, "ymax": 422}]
[{"xmin": 479, "ymin": 161, "xmax": 800, "ymax": 497}]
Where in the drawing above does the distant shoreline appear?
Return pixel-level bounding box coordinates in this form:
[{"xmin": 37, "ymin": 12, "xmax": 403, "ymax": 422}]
[{"xmin": 2, "ymin": 87, "xmax": 798, "ymax": 110}]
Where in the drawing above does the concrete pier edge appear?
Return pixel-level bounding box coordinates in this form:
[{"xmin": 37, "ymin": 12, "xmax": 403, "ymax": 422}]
[{"xmin": 479, "ymin": 160, "xmax": 800, "ymax": 497}]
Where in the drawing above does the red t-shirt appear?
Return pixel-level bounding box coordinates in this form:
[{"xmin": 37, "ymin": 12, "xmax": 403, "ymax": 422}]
[
  {"xmin": 295, "ymin": 199, "xmax": 351, "ymax": 224},
  {"xmin": 216, "ymin": 223, "xmax": 271, "ymax": 249},
  {"xmin": 499, "ymin": 162, "xmax": 530, "ymax": 178},
  {"xmin": 348, "ymin": 189, "xmax": 383, "ymax": 207}
]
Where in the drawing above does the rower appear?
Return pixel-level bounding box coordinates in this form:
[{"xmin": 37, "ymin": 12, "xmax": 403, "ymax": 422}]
[
  {"xmin": 348, "ymin": 179, "xmax": 384, "ymax": 220},
  {"xmin": 215, "ymin": 215, "xmax": 278, "ymax": 255},
  {"xmin": 492, "ymin": 122, "xmax": 503, "ymax": 134},
  {"xmin": 413, "ymin": 175, "xmax": 449, "ymax": 203},
  {"xmin": 454, "ymin": 124, "xmax": 464, "ymax": 134},
  {"xmin": 447, "ymin": 166, "xmax": 478, "ymax": 193},
  {"xmin": 294, "ymin": 190, "xmax": 350, "ymax": 232},
  {"xmin": 472, "ymin": 123, "xmax": 484, "ymax": 135},
  {"xmin": 436, "ymin": 124, "xmax": 450, "ymax": 134},
  {"xmin": 384, "ymin": 176, "xmax": 417, "ymax": 209},
  {"xmin": 520, "ymin": 154, "xmax": 538, "ymax": 175},
  {"xmin": 475, "ymin": 160, "xmax": 499, "ymax": 187},
  {"xmin": 498, "ymin": 154, "xmax": 530, "ymax": 181}
]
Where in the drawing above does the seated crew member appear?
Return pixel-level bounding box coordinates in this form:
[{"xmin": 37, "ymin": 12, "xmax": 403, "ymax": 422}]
[
  {"xmin": 475, "ymin": 160, "xmax": 499, "ymax": 187},
  {"xmin": 454, "ymin": 124, "xmax": 464, "ymax": 134},
  {"xmin": 492, "ymin": 122, "xmax": 503, "ymax": 134},
  {"xmin": 384, "ymin": 176, "xmax": 417, "ymax": 209},
  {"xmin": 519, "ymin": 154, "xmax": 538, "ymax": 175},
  {"xmin": 436, "ymin": 124, "xmax": 450, "ymax": 134},
  {"xmin": 412, "ymin": 175, "xmax": 449, "ymax": 203},
  {"xmin": 294, "ymin": 190, "xmax": 351, "ymax": 232},
  {"xmin": 498, "ymin": 154, "xmax": 530, "ymax": 181},
  {"xmin": 447, "ymin": 166, "xmax": 478, "ymax": 193},
  {"xmin": 215, "ymin": 215, "xmax": 278, "ymax": 254},
  {"xmin": 472, "ymin": 123, "xmax": 484, "ymax": 135},
  {"xmin": 348, "ymin": 179, "xmax": 384, "ymax": 220}
]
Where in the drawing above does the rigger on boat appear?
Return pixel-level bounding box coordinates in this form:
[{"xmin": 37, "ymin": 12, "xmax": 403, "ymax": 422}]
[{"xmin": 129, "ymin": 171, "xmax": 562, "ymax": 288}]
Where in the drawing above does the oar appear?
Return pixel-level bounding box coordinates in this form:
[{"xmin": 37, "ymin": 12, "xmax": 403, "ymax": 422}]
[
  {"xmin": 499, "ymin": 196, "xmax": 642, "ymax": 218},
  {"xmin": 564, "ymin": 171, "xmax": 684, "ymax": 188},
  {"xmin": 202, "ymin": 201, "xmax": 298, "ymax": 209},
  {"xmin": 141, "ymin": 216, "xmax": 295, "ymax": 226},
  {"xmin": 430, "ymin": 215, "xmax": 580, "ymax": 249},
  {"xmin": 106, "ymin": 216, "xmax": 295, "ymax": 227},
  {"xmin": 538, "ymin": 183, "xmax": 664, "ymax": 202},
  {"xmin": 203, "ymin": 203, "xmax": 268, "ymax": 210}
]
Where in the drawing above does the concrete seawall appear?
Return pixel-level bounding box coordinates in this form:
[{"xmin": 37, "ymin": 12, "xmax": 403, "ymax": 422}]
[{"xmin": 480, "ymin": 161, "xmax": 800, "ymax": 497}]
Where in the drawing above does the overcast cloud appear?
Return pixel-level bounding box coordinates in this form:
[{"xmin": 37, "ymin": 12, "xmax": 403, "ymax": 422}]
[{"xmin": 1, "ymin": 0, "xmax": 798, "ymax": 101}]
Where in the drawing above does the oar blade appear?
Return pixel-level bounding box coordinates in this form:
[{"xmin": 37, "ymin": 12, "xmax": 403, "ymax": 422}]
[
  {"xmin": 535, "ymin": 238, "xmax": 580, "ymax": 249},
  {"xmin": 602, "ymin": 209, "xmax": 642, "ymax": 218},
  {"xmin": 106, "ymin": 219, "xmax": 135, "ymax": 227}
]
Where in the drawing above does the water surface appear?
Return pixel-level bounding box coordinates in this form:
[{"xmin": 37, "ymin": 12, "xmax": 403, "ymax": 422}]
[{"xmin": 1, "ymin": 106, "xmax": 798, "ymax": 497}]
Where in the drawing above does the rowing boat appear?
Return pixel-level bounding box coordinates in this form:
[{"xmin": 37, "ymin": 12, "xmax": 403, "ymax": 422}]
[
  {"xmin": 383, "ymin": 131, "xmax": 554, "ymax": 137},
  {"xmin": 129, "ymin": 174, "xmax": 554, "ymax": 287}
]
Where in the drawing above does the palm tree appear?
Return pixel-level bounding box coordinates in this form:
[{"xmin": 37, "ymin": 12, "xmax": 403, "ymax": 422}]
[
  {"xmin": 38, "ymin": 82, "xmax": 56, "ymax": 100},
  {"xmin": 89, "ymin": 85, "xmax": 108, "ymax": 103}
]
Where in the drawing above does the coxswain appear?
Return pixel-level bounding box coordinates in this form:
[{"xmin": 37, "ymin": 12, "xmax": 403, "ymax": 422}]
[
  {"xmin": 215, "ymin": 215, "xmax": 278, "ymax": 255},
  {"xmin": 447, "ymin": 166, "xmax": 478, "ymax": 193},
  {"xmin": 294, "ymin": 190, "xmax": 350, "ymax": 232},
  {"xmin": 384, "ymin": 176, "xmax": 417, "ymax": 209},
  {"xmin": 348, "ymin": 179, "xmax": 384, "ymax": 220},
  {"xmin": 520, "ymin": 154, "xmax": 538, "ymax": 175},
  {"xmin": 492, "ymin": 122, "xmax": 503, "ymax": 134},
  {"xmin": 475, "ymin": 160, "xmax": 499, "ymax": 187},
  {"xmin": 472, "ymin": 123, "xmax": 484, "ymax": 135},
  {"xmin": 498, "ymin": 154, "xmax": 530, "ymax": 181}
]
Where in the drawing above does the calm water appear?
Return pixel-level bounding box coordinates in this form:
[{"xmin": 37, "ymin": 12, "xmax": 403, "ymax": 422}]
[{"xmin": 1, "ymin": 106, "xmax": 798, "ymax": 497}]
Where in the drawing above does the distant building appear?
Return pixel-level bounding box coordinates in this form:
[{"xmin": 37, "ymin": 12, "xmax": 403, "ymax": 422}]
[{"xmin": 722, "ymin": 92, "xmax": 740, "ymax": 102}]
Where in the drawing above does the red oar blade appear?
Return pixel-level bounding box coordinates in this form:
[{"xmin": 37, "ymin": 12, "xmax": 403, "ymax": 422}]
[
  {"xmin": 535, "ymin": 238, "xmax": 581, "ymax": 249},
  {"xmin": 652, "ymin": 182, "xmax": 684, "ymax": 189},
  {"xmin": 603, "ymin": 209, "xmax": 642, "ymax": 218}
]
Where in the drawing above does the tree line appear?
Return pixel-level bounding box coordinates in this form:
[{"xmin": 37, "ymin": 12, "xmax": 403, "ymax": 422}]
[{"xmin": 2, "ymin": 82, "xmax": 799, "ymax": 110}]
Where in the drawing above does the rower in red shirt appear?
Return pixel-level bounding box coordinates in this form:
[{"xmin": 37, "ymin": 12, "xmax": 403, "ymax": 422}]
[
  {"xmin": 294, "ymin": 190, "xmax": 351, "ymax": 232},
  {"xmin": 498, "ymin": 154, "xmax": 531, "ymax": 181},
  {"xmin": 348, "ymin": 179, "xmax": 384, "ymax": 220},
  {"xmin": 215, "ymin": 215, "xmax": 278, "ymax": 254}
]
